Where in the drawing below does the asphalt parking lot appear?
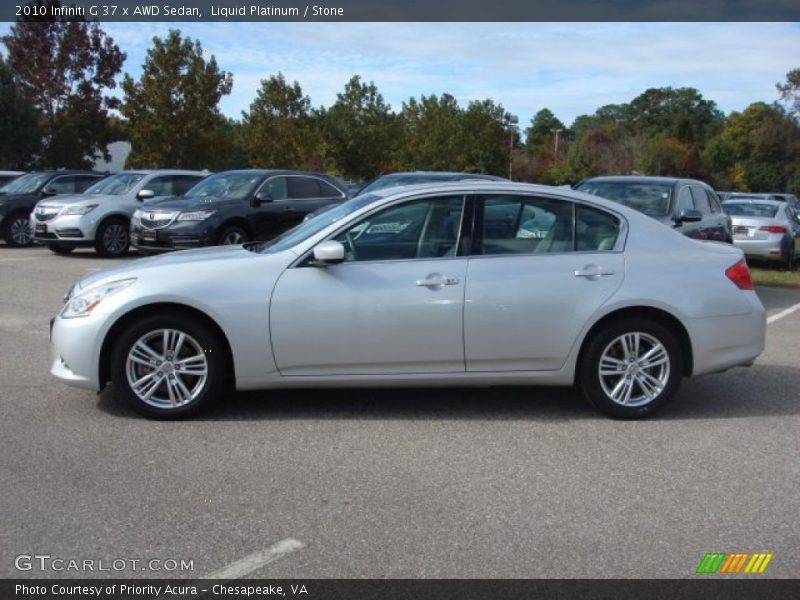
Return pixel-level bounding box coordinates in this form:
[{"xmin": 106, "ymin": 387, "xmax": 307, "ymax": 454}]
[{"xmin": 1, "ymin": 245, "xmax": 799, "ymax": 580}]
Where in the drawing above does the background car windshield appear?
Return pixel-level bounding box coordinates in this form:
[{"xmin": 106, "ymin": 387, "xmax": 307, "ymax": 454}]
[
  {"xmin": 184, "ymin": 172, "xmax": 264, "ymax": 200},
  {"xmin": 577, "ymin": 182, "xmax": 672, "ymax": 218},
  {"xmin": 1, "ymin": 172, "xmax": 51, "ymax": 194},
  {"xmin": 722, "ymin": 202, "xmax": 780, "ymax": 218},
  {"xmin": 260, "ymin": 194, "xmax": 382, "ymax": 254},
  {"xmin": 85, "ymin": 172, "xmax": 145, "ymax": 195}
]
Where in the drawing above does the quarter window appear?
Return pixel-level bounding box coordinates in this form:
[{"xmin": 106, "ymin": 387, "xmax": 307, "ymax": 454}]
[
  {"xmin": 334, "ymin": 196, "xmax": 465, "ymax": 262},
  {"xmin": 319, "ymin": 179, "xmax": 344, "ymax": 199},
  {"xmin": 576, "ymin": 204, "xmax": 621, "ymax": 251}
]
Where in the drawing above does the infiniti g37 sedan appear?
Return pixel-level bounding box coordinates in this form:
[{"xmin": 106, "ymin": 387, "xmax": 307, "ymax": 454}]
[{"xmin": 50, "ymin": 182, "xmax": 766, "ymax": 420}]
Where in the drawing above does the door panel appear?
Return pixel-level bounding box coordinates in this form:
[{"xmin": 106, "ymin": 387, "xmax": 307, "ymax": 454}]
[
  {"xmin": 464, "ymin": 253, "xmax": 625, "ymax": 371},
  {"xmin": 270, "ymin": 259, "xmax": 468, "ymax": 375}
]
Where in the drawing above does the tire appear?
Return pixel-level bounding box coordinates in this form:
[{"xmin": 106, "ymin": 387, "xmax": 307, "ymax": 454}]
[
  {"xmin": 47, "ymin": 243, "xmax": 74, "ymax": 255},
  {"xmin": 111, "ymin": 312, "xmax": 227, "ymax": 419},
  {"xmin": 3, "ymin": 213, "xmax": 34, "ymax": 247},
  {"xmin": 578, "ymin": 318, "xmax": 682, "ymax": 419},
  {"xmin": 94, "ymin": 218, "xmax": 130, "ymax": 257},
  {"xmin": 218, "ymin": 225, "xmax": 250, "ymax": 246},
  {"xmin": 786, "ymin": 245, "xmax": 795, "ymax": 271}
]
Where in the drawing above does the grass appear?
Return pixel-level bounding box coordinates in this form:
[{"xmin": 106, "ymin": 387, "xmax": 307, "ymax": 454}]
[{"xmin": 749, "ymin": 263, "xmax": 800, "ymax": 289}]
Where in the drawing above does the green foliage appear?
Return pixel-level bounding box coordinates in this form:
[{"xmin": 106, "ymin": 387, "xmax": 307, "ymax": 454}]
[
  {"xmin": 239, "ymin": 73, "xmax": 324, "ymax": 170},
  {"xmin": 323, "ymin": 75, "xmax": 399, "ymax": 180},
  {"xmin": 776, "ymin": 68, "xmax": 800, "ymax": 116},
  {"xmin": 525, "ymin": 108, "xmax": 566, "ymax": 151},
  {"xmin": 640, "ymin": 135, "xmax": 694, "ymax": 177},
  {"xmin": 120, "ymin": 29, "xmax": 233, "ymax": 170},
  {"xmin": 1, "ymin": 2, "xmax": 125, "ymax": 168},
  {"xmin": 0, "ymin": 56, "xmax": 41, "ymax": 168}
]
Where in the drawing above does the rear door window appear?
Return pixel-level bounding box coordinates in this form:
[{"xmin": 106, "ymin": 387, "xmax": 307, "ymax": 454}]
[{"xmin": 288, "ymin": 177, "xmax": 322, "ymax": 199}]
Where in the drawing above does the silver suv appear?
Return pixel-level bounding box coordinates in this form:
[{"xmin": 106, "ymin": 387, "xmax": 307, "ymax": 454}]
[{"xmin": 31, "ymin": 170, "xmax": 207, "ymax": 257}]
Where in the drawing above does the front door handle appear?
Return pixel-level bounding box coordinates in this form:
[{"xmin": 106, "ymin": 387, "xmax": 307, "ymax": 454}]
[
  {"xmin": 416, "ymin": 273, "xmax": 459, "ymax": 289},
  {"xmin": 574, "ymin": 264, "xmax": 615, "ymax": 280}
]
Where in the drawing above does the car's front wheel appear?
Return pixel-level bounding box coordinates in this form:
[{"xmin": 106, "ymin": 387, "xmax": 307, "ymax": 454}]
[
  {"xmin": 578, "ymin": 318, "xmax": 682, "ymax": 419},
  {"xmin": 111, "ymin": 312, "xmax": 227, "ymax": 418},
  {"xmin": 3, "ymin": 213, "xmax": 34, "ymax": 247},
  {"xmin": 218, "ymin": 225, "xmax": 250, "ymax": 245},
  {"xmin": 95, "ymin": 218, "xmax": 130, "ymax": 257}
]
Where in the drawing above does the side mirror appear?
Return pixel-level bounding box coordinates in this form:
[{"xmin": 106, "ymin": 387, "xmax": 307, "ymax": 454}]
[
  {"xmin": 252, "ymin": 191, "xmax": 273, "ymax": 207},
  {"xmin": 41, "ymin": 187, "xmax": 57, "ymax": 197},
  {"xmin": 312, "ymin": 241, "xmax": 345, "ymax": 265},
  {"xmin": 137, "ymin": 189, "xmax": 155, "ymax": 201},
  {"xmin": 677, "ymin": 209, "xmax": 702, "ymax": 223}
]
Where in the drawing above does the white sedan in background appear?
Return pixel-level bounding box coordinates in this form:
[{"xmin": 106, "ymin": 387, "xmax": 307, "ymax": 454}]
[{"xmin": 50, "ymin": 182, "xmax": 766, "ymax": 419}]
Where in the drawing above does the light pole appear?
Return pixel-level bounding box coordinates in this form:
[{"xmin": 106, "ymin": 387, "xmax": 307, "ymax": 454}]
[
  {"xmin": 505, "ymin": 113, "xmax": 518, "ymax": 181},
  {"xmin": 551, "ymin": 128, "xmax": 563, "ymax": 154}
]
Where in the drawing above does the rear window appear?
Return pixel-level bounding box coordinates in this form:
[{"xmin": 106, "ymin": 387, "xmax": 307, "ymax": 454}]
[
  {"xmin": 577, "ymin": 181, "xmax": 672, "ymax": 218},
  {"xmin": 722, "ymin": 203, "xmax": 779, "ymax": 218}
]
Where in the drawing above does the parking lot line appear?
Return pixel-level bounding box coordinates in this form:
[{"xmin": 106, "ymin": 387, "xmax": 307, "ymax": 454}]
[
  {"xmin": 0, "ymin": 256, "xmax": 46, "ymax": 263},
  {"xmin": 201, "ymin": 538, "xmax": 306, "ymax": 579},
  {"xmin": 767, "ymin": 301, "xmax": 800, "ymax": 325}
]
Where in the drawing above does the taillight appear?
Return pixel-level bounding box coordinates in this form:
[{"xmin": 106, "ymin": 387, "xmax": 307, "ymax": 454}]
[
  {"xmin": 758, "ymin": 225, "xmax": 787, "ymax": 234},
  {"xmin": 725, "ymin": 258, "xmax": 753, "ymax": 290}
]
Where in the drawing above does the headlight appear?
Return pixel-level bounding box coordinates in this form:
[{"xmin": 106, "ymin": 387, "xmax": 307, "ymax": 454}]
[
  {"xmin": 60, "ymin": 278, "xmax": 136, "ymax": 318},
  {"xmin": 62, "ymin": 204, "xmax": 98, "ymax": 216},
  {"xmin": 178, "ymin": 210, "xmax": 216, "ymax": 221}
]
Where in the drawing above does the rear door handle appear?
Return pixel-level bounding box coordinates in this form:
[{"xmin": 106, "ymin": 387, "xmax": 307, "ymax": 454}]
[
  {"xmin": 416, "ymin": 273, "xmax": 459, "ymax": 288},
  {"xmin": 574, "ymin": 265, "xmax": 615, "ymax": 280}
]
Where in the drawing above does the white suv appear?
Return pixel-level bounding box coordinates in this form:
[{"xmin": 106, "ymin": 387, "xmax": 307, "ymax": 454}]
[{"xmin": 32, "ymin": 170, "xmax": 207, "ymax": 257}]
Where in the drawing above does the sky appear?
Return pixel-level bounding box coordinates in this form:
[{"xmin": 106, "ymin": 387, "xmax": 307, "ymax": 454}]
[{"xmin": 4, "ymin": 22, "xmax": 800, "ymax": 128}]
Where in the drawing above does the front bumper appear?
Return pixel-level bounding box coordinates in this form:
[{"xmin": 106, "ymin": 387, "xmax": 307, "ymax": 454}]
[
  {"xmin": 31, "ymin": 213, "xmax": 96, "ymax": 245},
  {"xmin": 50, "ymin": 313, "xmax": 105, "ymax": 390},
  {"xmin": 131, "ymin": 220, "xmax": 217, "ymax": 254}
]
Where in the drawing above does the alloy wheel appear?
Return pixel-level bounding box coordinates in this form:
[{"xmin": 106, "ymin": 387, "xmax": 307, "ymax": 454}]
[
  {"xmin": 10, "ymin": 217, "xmax": 32, "ymax": 245},
  {"xmin": 598, "ymin": 332, "xmax": 671, "ymax": 407},
  {"xmin": 103, "ymin": 223, "xmax": 128, "ymax": 254}
]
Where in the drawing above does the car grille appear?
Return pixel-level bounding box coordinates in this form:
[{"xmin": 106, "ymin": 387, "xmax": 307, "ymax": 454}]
[
  {"xmin": 140, "ymin": 211, "xmax": 179, "ymax": 229},
  {"xmin": 34, "ymin": 207, "xmax": 60, "ymax": 222}
]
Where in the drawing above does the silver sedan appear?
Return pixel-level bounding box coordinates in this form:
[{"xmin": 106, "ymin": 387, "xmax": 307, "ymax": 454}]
[
  {"xmin": 723, "ymin": 198, "xmax": 799, "ymax": 270},
  {"xmin": 50, "ymin": 182, "xmax": 766, "ymax": 419}
]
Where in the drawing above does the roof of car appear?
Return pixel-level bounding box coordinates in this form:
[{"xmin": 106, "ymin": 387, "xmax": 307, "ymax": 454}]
[
  {"xmin": 112, "ymin": 169, "xmax": 207, "ymax": 175},
  {"xmin": 580, "ymin": 175, "xmax": 708, "ymax": 186},
  {"xmin": 30, "ymin": 170, "xmax": 106, "ymax": 176},
  {"xmin": 723, "ymin": 198, "xmax": 783, "ymax": 206}
]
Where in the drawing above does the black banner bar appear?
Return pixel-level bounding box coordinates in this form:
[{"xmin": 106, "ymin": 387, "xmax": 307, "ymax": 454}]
[
  {"xmin": 3, "ymin": 579, "xmax": 800, "ymax": 600},
  {"xmin": 3, "ymin": 0, "xmax": 800, "ymax": 22}
]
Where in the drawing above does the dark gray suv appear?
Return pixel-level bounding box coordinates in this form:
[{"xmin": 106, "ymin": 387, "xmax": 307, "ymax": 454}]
[{"xmin": 576, "ymin": 176, "xmax": 732, "ymax": 243}]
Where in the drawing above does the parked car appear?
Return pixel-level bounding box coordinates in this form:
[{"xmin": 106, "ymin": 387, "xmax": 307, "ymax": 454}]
[
  {"xmin": 0, "ymin": 170, "xmax": 106, "ymax": 247},
  {"xmin": 50, "ymin": 182, "xmax": 765, "ymax": 420},
  {"xmin": 723, "ymin": 198, "xmax": 799, "ymax": 269},
  {"xmin": 575, "ymin": 176, "xmax": 732, "ymax": 242},
  {"xmin": 726, "ymin": 192, "xmax": 799, "ymax": 210},
  {"xmin": 32, "ymin": 170, "xmax": 207, "ymax": 257},
  {"xmin": 130, "ymin": 169, "xmax": 348, "ymax": 253},
  {"xmin": 0, "ymin": 171, "xmax": 25, "ymax": 188},
  {"xmin": 303, "ymin": 171, "xmax": 508, "ymax": 222}
]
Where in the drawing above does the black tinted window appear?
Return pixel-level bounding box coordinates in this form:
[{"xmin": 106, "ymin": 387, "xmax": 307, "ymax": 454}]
[
  {"xmin": 691, "ymin": 186, "xmax": 712, "ymax": 214},
  {"xmin": 289, "ymin": 177, "xmax": 321, "ymax": 199},
  {"xmin": 173, "ymin": 175, "xmax": 205, "ymax": 196},
  {"xmin": 318, "ymin": 180, "xmax": 344, "ymax": 199},
  {"xmin": 75, "ymin": 175, "xmax": 103, "ymax": 191}
]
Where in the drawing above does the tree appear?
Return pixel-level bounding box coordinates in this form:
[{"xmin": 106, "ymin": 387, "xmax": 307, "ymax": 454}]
[
  {"xmin": 460, "ymin": 99, "xmax": 509, "ymax": 175},
  {"xmin": 776, "ymin": 68, "xmax": 800, "ymax": 116},
  {"xmin": 524, "ymin": 108, "xmax": 565, "ymax": 151},
  {"xmin": 625, "ymin": 87, "xmax": 723, "ymax": 145},
  {"xmin": 239, "ymin": 73, "xmax": 323, "ymax": 169},
  {"xmin": 121, "ymin": 30, "xmax": 233, "ymax": 169},
  {"xmin": 399, "ymin": 94, "xmax": 465, "ymax": 171},
  {"xmin": 0, "ymin": 56, "xmax": 41, "ymax": 168},
  {"xmin": 1, "ymin": 0, "xmax": 125, "ymax": 168},
  {"xmin": 640, "ymin": 135, "xmax": 694, "ymax": 176},
  {"xmin": 323, "ymin": 75, "xmax": 398, "ymax": 180}
]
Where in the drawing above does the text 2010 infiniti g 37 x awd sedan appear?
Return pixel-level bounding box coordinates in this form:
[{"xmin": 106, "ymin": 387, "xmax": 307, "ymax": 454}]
[{"xmin": 50, "ymin": 182, "xmax": 766, "ymax": 419}]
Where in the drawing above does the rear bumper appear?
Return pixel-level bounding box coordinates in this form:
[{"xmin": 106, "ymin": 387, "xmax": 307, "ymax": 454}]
[
  {"xmin": 687, "ymin": 291, "xmax": 766, "ymax": 376},
  {"xmin": 731, "ymin": 237, "xmax": 787, "ymax": 260}
]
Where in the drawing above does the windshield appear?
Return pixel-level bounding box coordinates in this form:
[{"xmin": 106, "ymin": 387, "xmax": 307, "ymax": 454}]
[
  {"xmin": 1, "ymin": 172, "xmax": 51, "ymax": 195},
  {"xmin": 85, "ymin": 172, "xmax": 146, "ymax": 195},
  {"xmin": 259, "ymin": 194, "xmax": 382, "ymax": 254},
  {"xmin": 576, "ymin": 181, "xmax": 673, "ymax": 218},
  {"xmin": 184, "ymin": 172, "xmax": 265, "ymax": 201},
  {"xmin": 722, "ymin": 202, "xmax": 780, "ymax": 218}
]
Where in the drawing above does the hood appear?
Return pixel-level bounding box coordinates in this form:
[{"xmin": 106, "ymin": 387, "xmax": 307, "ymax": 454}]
[
  {"xmin": 38, "ymin": 193, "xmax": 111, "ymax": 208},
  {"xmin": 76, "ymin": 244, "xmax": 260, "ymax": 291},
  {"xmin": 142, "ymin": 195, "xmax": 234, "ymax": 211}
]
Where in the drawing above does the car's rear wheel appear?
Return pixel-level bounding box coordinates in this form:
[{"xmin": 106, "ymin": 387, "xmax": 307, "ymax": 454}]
[
  {"xmin": 578, "ymin": 318, "xmax": 682, "ymax": 419},
  {"xmin": 95, "ymin": 218, "xmax": 130, "ymax": 257},
  {"xmin": 111, "ymin": 312, "xmax": 227, "ymax": 419},
  {"xmin": 47, "ymin": 243, "xmax": 74, "ymax": 255},
  {"xmin": 785, "ymin": 244, "xmax": 795, "ymax": 271},
  {"xmin": 218, "ymin": 225, "xmax": 249, "ymax": 245},
  {"xmin": 3, "ymin": 213, "xmax": 34, "ymax": 247}
]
